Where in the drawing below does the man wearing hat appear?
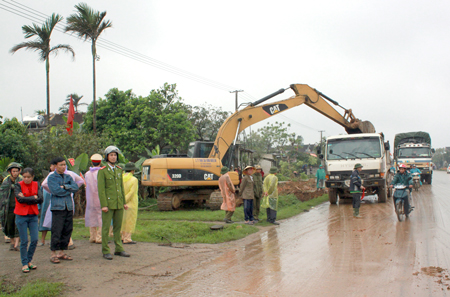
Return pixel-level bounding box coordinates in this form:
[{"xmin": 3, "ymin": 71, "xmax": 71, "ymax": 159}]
[
  {"xmin": 85, "ymin": 154, "xmax": 103, "ymax": 244},
  {"xmin": 350, "ymin": 163, "xmax": 365, "ymax": 218},
  {"xmin": 315, "ymin": 165, "xmax": 326, "ymax": 189},
  {"xmin": 98, "ymin": 146, "xmax": 129, "ymax": 260},
  {"xmin": 253, "ymin": 165, "xmax": 263, "ymax": 222},
  {"xmin": 262, "ymin": 167, "xmax": 280, "ymax": 225},
  {"xmin": 219, "ymin": 166, "xmax": 236, "ymax": 223},
  {"xmin": 240, "ymin": 165, "xmax": 255, "ymax": 224},
  {"xmin": 0, "ymin": 162, "xmax": 22, "ymax": 250},
  {"xmin": 121, "ymin": 162, "xmax": 139, "ymax": 244}
]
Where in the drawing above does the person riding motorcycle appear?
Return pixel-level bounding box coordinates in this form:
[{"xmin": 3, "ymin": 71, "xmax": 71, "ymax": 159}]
[
  {"xmin": 410, "ymin": 164, "xmax": 422, "ymax": 186},
  {"xmin": 390, "ymin": 164, "xmax": 413, "ymax": 216}
]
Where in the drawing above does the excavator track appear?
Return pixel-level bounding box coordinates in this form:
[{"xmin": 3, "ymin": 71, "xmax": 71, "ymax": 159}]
[
  {"xmin": 206, "ymin": 191, "xmax": 223, "ymax": 210},
  {"xmin": 157, "ymin": 192, "xmax": 175, "ymax": 211}
]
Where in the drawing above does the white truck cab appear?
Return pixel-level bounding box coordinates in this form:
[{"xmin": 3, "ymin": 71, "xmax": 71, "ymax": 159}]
[{"xmin": 320, "ymin": 133, "xmax": 391, "ymax": 204}]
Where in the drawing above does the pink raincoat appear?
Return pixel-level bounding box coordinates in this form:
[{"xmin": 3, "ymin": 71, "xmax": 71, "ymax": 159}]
[
  {"xmin": 84, "ymin": 167, "xmax": 102, "ymax": 227},
  {"xmin": 219, "ymin": 173, "xmax": 236, "ymax": 211}
]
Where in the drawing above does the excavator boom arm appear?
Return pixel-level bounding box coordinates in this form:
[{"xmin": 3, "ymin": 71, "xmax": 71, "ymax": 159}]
[{"xmin": 209, "ymin": 84, "xmax": 375, "ymax": 161}]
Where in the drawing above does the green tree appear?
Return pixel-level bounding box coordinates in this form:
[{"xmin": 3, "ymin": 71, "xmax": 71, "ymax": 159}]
[
  {"xmin": 83, "ymin": 84, "xmax": 195, "ymax": 157},
  {"xmin": 188, "ymin": 104, "xmax": 231, "ymax": 141},
  {"xmin": 0, "ymin": 118, "xmax": 39, "ymax": 171},
  {"xmin": 65, "ymin": 3, "xmax": 113, "ymax": 134},
  {"xmin": 10, "ymin": 13, "xmax": 75, "ymax": 121},
  {"xmin": 34, "ymin": 110, "xmax": 46, "ymax": 115},
  {"xmin": 432, "ymin": 148, "xmax": 450, "ymax": 169}
]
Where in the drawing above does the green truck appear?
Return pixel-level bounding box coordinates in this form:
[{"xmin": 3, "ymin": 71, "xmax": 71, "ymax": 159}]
[{"xmin": 393, "ymin": 131, "xmax": 434, "ymax": 184}]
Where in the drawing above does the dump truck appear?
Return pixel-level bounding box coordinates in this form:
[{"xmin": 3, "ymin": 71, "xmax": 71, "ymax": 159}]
[
  {"xmin": 319, "ymin": 132, "xmax": 391, "ymax": 204},
  {"xmin": 141, "ymin": 84, "xmax": 376, "ymax": 210},
  {"xmin": 393, "ymin": 131, "xmax": 434, "ymax": 184}
]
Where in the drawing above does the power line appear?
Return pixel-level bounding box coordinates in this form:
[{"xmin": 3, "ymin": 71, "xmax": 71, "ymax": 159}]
[
  {"xmin": 0, "ymin": 0, "xmax": 250, "ymax": 95},
  {"xmin": 2, "ymin": 0, "xmax": 326, "ymax": 133}
]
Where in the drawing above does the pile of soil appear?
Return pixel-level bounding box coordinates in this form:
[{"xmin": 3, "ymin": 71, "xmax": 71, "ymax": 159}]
[{"xmin": 279, "ymin": 179, "xmax": 327, "ymax": 202}]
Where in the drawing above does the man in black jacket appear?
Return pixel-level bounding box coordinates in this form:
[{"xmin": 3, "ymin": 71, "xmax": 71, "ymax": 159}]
[{"xmin": 350, "ymin": 163, "xmax": 365, "ymax": 218}]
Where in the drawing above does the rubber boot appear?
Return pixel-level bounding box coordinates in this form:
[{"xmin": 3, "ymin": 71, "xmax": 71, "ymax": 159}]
[
  {"xmin": 355, "ymin": 208, "xmax": 362, "ymax": 218},
  {"xmin": 353, "ymin": 208, "xmax": 357, "ymax": 217}
]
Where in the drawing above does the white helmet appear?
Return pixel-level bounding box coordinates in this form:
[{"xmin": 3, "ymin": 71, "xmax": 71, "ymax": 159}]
[{"xmin": 104, "ymin": 145, "xmax": 121, "ymax": 162}]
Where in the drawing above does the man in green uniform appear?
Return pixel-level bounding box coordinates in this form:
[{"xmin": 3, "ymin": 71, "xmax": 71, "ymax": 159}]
[
  {"xmin": 252, "ymin": 165, "xmax": 263, "ymax": 222},
  {"xmin": 97, "ymin": 146, "xmax": 129, "ymax": 260},
  {"xmin": 0, "ymin": 162, "xmax": 22, "ymax": 251}
]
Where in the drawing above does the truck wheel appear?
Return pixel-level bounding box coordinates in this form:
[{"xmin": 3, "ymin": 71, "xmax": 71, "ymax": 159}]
[
  {"xmin": 378, "ymin": 187, "xmax": 387, "ymax": 203},
  {"xmin": 329, "ymin": 188, "xmax": 338, "ymax": 204},
  {"xmin": 427, "ymin": 175, "xmax": 432, "ymax": 185}
]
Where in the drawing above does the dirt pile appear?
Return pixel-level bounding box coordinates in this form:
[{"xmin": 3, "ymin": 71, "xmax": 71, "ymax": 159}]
[{"xmin": 279, "ymin": 179, "xmax": 327, "ymax": 202}]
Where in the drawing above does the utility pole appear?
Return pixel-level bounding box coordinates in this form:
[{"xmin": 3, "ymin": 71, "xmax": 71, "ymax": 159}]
[
  {"xmin": 319, "ymin": 130, "xmax": 325, "ymax": 152},
  {"xmin": 319, "ymin": 130, "xmax": 325, "ymax": 144},
  {"xmin": 230, "ymin": 90, "xmax": 244, "ymax": 111}
]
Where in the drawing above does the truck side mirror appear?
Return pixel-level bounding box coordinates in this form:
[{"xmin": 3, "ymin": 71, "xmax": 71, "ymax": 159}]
[
  {"xmin": 316, "ymin": 147, "xmax": 321, "ymax": 154},
  {"xmin": 384, "ymin": 141, "xmax": 390, "ymax": 151},
  {"xmin": 318, "ymin": 154, "xmax": 324, "ymax": 159},
  {"xmin": 431, "ymin": 148, "xmax": 435, "ymax": 154}
]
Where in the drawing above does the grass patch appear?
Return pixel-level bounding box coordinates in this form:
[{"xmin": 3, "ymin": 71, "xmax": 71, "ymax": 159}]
[
  {"xmin": 0, "ymin": 277, "xmax": 63, "ymax": 297},
  {"xmin": 72, "ymin": 194, "xmax": 328, "ymax": 243}
]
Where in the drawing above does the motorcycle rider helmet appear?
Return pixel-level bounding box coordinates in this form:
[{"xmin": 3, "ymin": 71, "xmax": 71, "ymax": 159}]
[
  {"xmin": 398, "ymin": 164, "xmax": 407, "ymax": 169},
  {"xmin": 104, "ymin": 145, "xmax": 121, "ymax": 163},
  {"xmin": 411, "ymin": 164, "xmax": 416, "ymax": 168}
]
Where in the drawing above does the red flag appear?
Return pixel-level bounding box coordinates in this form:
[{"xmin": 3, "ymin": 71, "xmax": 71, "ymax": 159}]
[{"xmin": 66, "ymin": 95, "xmax": 75, "ymax": 135}]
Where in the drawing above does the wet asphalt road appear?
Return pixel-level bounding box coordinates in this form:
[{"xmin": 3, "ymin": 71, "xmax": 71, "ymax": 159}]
[{"xmin": 143, "ymin": 171, "xmax": 450, "ymax": 297}]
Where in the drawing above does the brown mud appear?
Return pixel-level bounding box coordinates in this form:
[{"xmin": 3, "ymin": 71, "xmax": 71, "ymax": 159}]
[
  {"xmin": 1, "ymin": 172, "xmax": 450, "ymax": 296},
  {"xmin": 278, "ymin": 179, "xmax": 327, "ymax": 201}
]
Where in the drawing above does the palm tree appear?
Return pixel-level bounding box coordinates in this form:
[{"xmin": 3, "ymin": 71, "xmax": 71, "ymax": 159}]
[
  {"xmin": 65, "ymin": 3, "xmax": 112, "ymax": 134},
  {"xmin": 10, "ymin": 13, "xmax": 75, "ymax": 122},
  {"xmin": 60, "ymin": 93, "xmax": 87, "ymax": 113}
]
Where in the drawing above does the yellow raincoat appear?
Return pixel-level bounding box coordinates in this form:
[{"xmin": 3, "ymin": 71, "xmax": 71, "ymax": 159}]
[
  {"xmin": 262, "ymin": 174, "xmax": 279, "ymax": 211},
  {"xmin": 121, "ymin": 173, "xmax": 139, "ymax": 233}
]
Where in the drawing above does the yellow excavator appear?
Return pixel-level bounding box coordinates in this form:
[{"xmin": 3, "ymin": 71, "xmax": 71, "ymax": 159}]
[{"xmin": 141, "ymin": 84, "xmax": 375, "ymax": 210}]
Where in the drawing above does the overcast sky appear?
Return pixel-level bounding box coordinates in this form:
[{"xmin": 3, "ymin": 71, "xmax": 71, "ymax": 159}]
[{"xmin": 1, "ymin": 0, "xmax": 448, "ymax": 148}]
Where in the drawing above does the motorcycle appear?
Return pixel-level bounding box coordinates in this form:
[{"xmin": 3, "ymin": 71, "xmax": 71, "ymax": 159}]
[
  {"xmin": 392, "ymin": 184, "xmax": 410, "ymax": 221},
  {"xmin": 412, "ymin": 173, "xmax": 421, "ymax": 191}
]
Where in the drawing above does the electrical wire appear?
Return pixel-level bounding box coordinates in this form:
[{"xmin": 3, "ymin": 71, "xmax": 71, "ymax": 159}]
[
  {"xmin": 1, "ymin": 0, "xmax": 319, "ymax": 131},
  {"xmin": 0, "ymin": 0, "xmax": 247, "ymax": 93}
]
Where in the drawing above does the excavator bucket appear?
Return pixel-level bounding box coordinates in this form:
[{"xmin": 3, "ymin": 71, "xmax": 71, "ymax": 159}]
[{"xmin": 345, "ymin": 120, "xmax": 376, "ymax": 134}]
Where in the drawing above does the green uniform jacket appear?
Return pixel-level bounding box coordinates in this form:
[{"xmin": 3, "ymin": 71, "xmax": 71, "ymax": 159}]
[
  {"xmin": 0, "ymin": 175, "xmax": 22, "ymax": 233},
  {"xmin": 97, "ymin": 165, "xmax": 126, "ymax": 210},
  {"xmin": 253, "ymin": 172, "xmax": 263, "ymax": 199}
]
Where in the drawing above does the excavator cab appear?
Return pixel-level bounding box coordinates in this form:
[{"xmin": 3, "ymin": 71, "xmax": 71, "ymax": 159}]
[{"xmin": 187, "ymin": 141, "xmax": 214, "ymax": 158}]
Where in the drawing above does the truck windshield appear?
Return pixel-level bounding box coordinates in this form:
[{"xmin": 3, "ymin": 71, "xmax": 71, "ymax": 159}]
[
  {"xmin": 326, "ymin": 137, "xmax": 381, "ymax": 160},
  {"xmin": 398, "ymin": 147, "xmax": 430, "ymax": 158}
]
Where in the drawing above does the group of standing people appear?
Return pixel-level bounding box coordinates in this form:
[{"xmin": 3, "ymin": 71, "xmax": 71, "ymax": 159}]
[
  {"xmin": 219, "ymin": 165, "xmax": 280, "ymax": 225},
  {"xmin": 0, "ymin": 145, "xmax": 140, "ymax": 272}
]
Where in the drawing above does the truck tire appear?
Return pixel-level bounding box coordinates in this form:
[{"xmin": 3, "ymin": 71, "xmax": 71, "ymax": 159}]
[
  {"xmin": 427, "ymin": 175, "xmax": 432, "ymax": 185},
  {"xmin": 378, "ymin": 186, "xmax": 387, "ymax": 203},
  {"xmin": 329, "ymin": 188, "xmax": 338, "ymax": 204}
]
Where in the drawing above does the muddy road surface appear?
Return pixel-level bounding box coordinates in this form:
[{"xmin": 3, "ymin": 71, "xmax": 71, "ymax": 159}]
[
  {"xmin": 1, "ymin": 172, "xmax": 449, "ymax": 296},
  {"xmin": 143, "ymin": 171, "xmax": 450, "ymax": 297}
]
